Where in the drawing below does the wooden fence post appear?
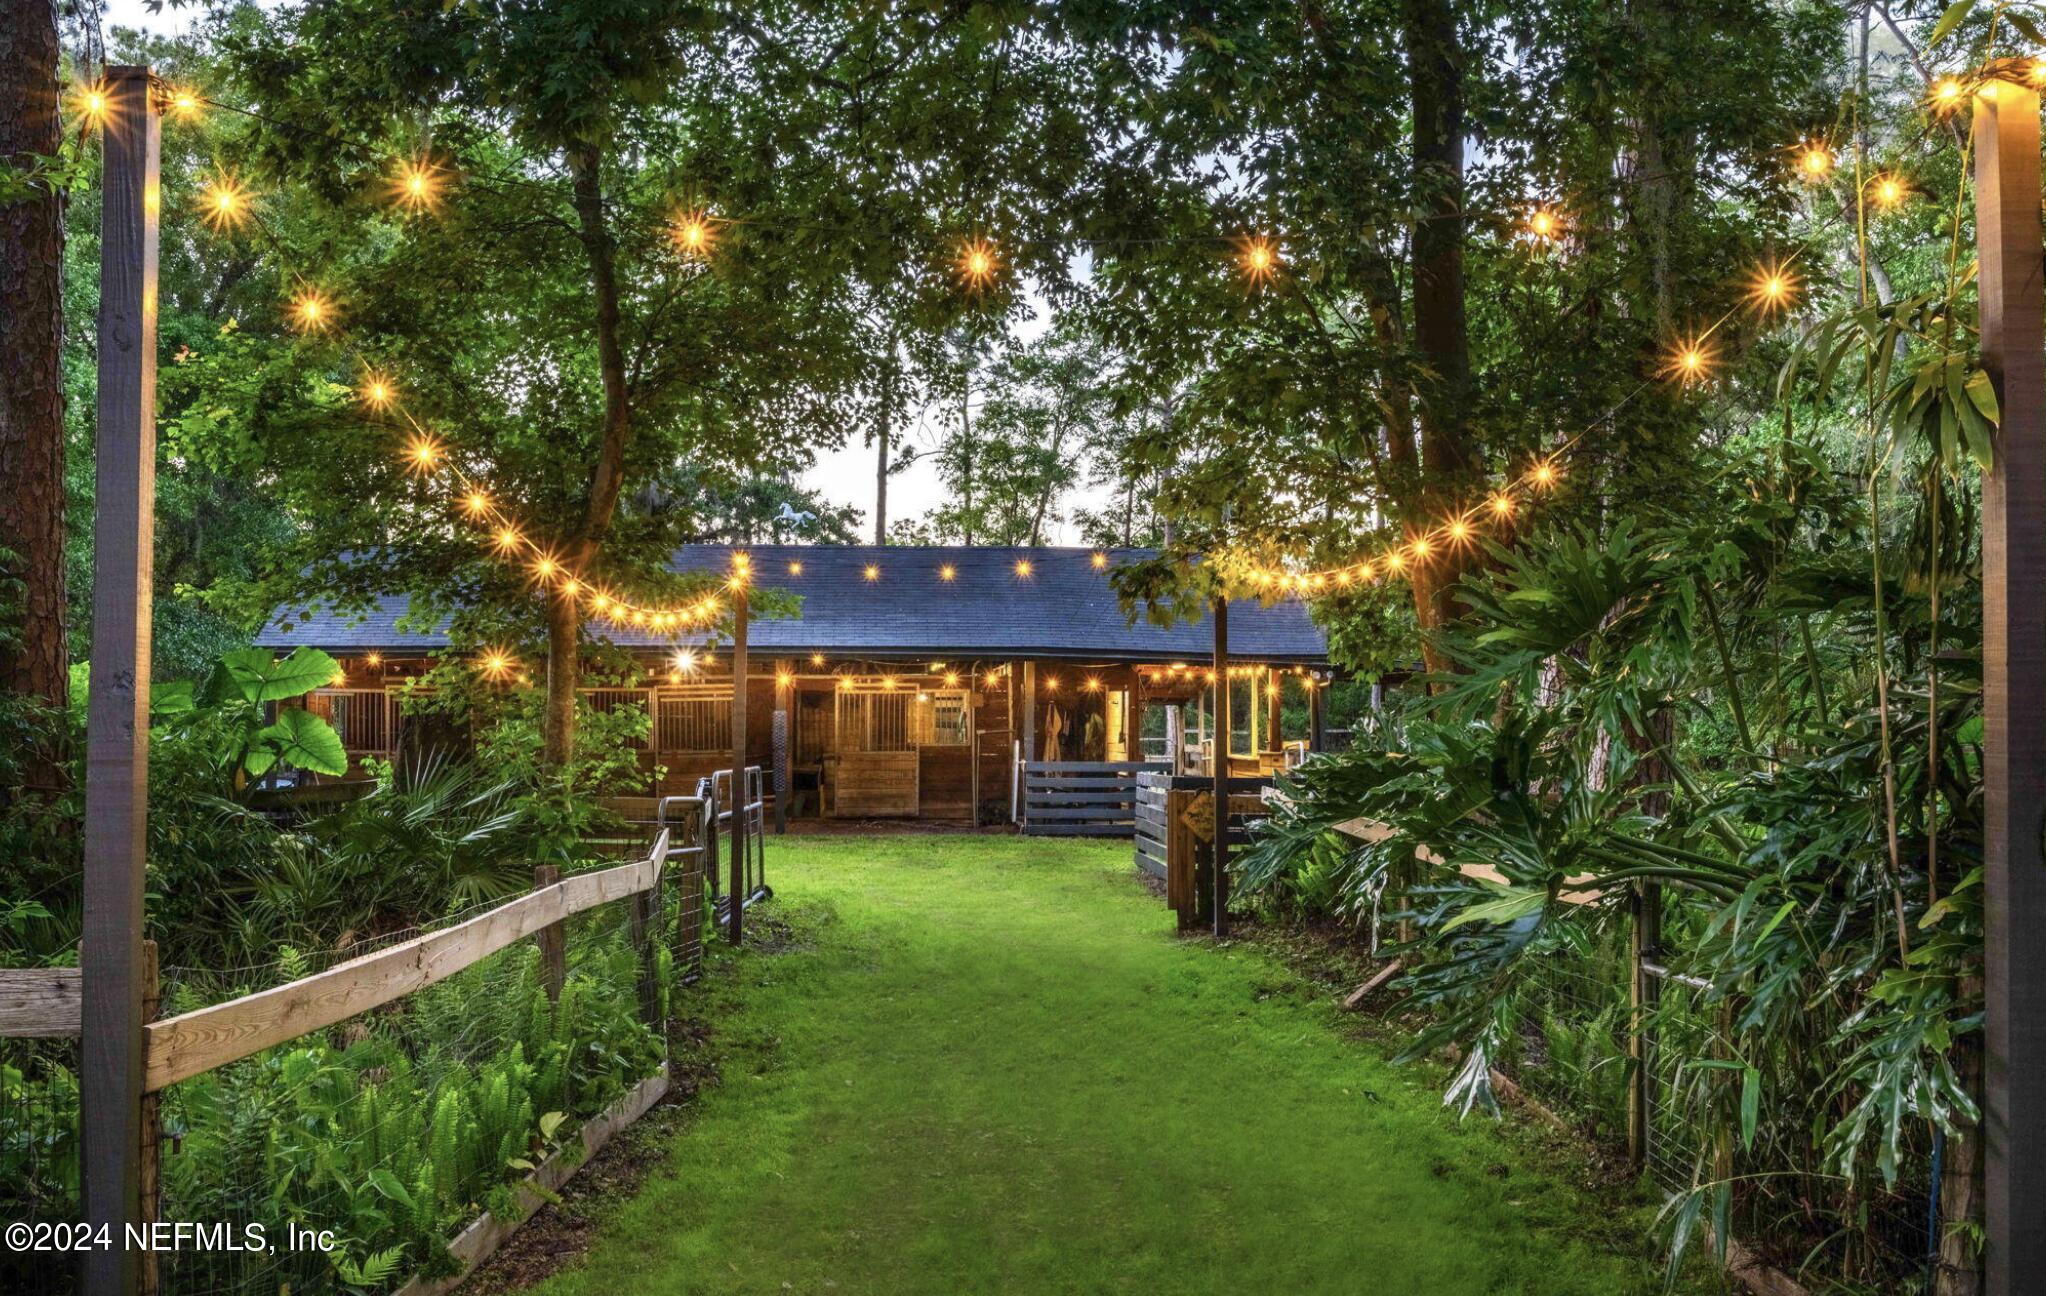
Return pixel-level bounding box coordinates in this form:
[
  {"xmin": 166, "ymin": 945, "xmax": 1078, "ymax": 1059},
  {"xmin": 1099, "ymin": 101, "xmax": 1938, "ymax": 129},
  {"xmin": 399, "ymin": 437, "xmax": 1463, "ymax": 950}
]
[
  {"xmin": 138, "ymin": 940, "xmax": 160, "ymax": 1296},
  {"xmin": 81, "ymin": 64, "xmax": 158, "ymax": 1296},
  {"xmin": 533, "ymin": 865, "xmax": 565, "ymax": 1003},
  {"xmin": 728, "ymin": 584, "xmax": 748, "ymax": 945},
  {"xmin": 1211, "ymin": 597, "xmax": 1230, "ymax": 938},
  {"xmin": 1974, "ymin": 71, "xmax": 2046, "ymax": 1296}
]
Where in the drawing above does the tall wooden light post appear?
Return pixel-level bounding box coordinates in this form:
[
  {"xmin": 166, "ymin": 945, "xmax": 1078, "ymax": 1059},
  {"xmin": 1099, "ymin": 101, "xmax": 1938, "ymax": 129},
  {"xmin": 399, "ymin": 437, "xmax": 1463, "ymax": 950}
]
[
  {"xmin": 81, "ymin": 64, "xmax": 159, "ymax": 1296},
  {"xmin": 728, "ymin": 577, "xmax": 748, "ymax": 945},
  {"xmin": 1973, "ymin": 72, "xmax": 2046, "ymax": 1296}
]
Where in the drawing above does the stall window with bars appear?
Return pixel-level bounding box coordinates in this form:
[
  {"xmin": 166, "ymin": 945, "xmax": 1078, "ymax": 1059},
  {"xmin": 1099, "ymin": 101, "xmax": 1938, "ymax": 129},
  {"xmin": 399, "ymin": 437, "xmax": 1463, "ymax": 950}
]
[
  {"xmin": 306, "ymin": 688, "xmax": 398, "ymax": 754},
  {"xmin": 834, "ymin": 687, "xmax": 969, "ymax": 750},
  {"xmin": 654, "ymin": 686, "xmax": 733, "ymax": 752}
]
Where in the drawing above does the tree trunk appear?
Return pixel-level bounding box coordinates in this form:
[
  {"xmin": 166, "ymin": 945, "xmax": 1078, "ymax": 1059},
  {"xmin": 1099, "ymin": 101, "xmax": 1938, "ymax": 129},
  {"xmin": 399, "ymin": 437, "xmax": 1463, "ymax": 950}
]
[
  {"xmin": 875, "ymin": 340, "xmax": 895, "ymax": 543},
  {"xmin": 1026, "ymin": 424, "xmax": 1068, "ymax": 545},
  {"xmin": 548, "ymin": 141, "xmax": 636, "ymax": 767},
  {"xmin": 0, "ymin": 0, "xmax": 69, "ymax": 793},
  {"xmin": 1401, "ymin": 0, "xmax": 1477, "ymax": 675},
  {"xmin": 1936, "ymin": 984, "xmax": 1984, "ymax": 1296}
]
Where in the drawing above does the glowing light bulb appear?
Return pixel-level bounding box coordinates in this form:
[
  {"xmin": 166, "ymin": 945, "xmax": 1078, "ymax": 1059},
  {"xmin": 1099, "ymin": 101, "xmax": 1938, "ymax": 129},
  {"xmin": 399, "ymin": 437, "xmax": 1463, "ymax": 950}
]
[
  {"xmin": 1667, "ymin": 339, "xmax": 1714, "ymax": 385},
  {"xmin": 939, "ymin": 563, "xmax": 956, "ymax": 581},
  {"xmin": 75, "ymin": 85, "xmax": 110, "ymax": 127},
  {"xmin": 462, "ymin": 491, "xmax": 491, "ymax": 517},
  {"xmin": 1091, "ymin": 552, "xmax": 1108, "ymax": 569},
  {"xmin": 1871, "ymin": 175, "xmax": 1906, "ymax": 210},
  {"xmin": 675, "ymin": 650, "xmax": 697, "ymax": 673},
  {"xmin": 289, "ymin": 291, "xmax": 334, "ymax": 333},
  {"xmin": 1490, "ymin": 493, "xmax": 1514, "ymax": 517},
  {"xmin": 1749, "ymin": 263, "xmax": 1798, "ymax": 314},
  {"xmin": 1532, "ymin": 461, "xmax": 1558, "ymax": 487},
  {"xmin": 811, "ymin": 652, "xmax": 826, "ymax": 666},
  {"xmin": 1526, "ymin": 207, "xmax": 1561, "ymax": 241},
  {"xmin": 864, "ymin": 564, "xmax": 881, "ymax": 581},
  {"xmin": 390, "ymin": 159, "xmax": 443, "ymax": 212},
  {"xmin": 1797, "ymin": 144, "xmax": 1833, "ymax": 180},
  {"xmin": 1014, "ymin": 559, "xmax": 1033, "ymax": 577},
  {"xmin": 494, "ymin": 526, "xmax": 521, "ymax": 552},
  {"xmin": 406, "ymin": 436, "xmax": 442, "ymax": 472},
  {"xmin": 359, "ymin": 374, "xmax": 396, "ymax": 408},
  {"xmin": 789, "ymin": 560, "xmax": 803, "ymax": 575},
  {"xmin": 1935, "ymin": 78, "xmax": 1964, "ymax": 108},
  {"xmin": 200, "ymin": 175, "xmax": 249, "ymax": 232}
]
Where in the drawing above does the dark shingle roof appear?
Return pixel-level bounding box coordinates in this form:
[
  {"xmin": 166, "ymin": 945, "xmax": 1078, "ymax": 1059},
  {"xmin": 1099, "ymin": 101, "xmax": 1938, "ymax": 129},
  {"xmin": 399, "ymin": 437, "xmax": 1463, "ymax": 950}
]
[{"xmin": 256, "ymin": 545, "xmax": 1329, "ymax": 664}]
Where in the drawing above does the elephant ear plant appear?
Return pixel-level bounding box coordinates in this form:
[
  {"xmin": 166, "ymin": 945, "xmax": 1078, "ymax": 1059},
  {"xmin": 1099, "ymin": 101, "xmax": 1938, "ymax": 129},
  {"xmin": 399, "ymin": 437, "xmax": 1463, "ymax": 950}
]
[{"xmin": 157, "ymin": 646, "xmax": 351, "ymax": 790}]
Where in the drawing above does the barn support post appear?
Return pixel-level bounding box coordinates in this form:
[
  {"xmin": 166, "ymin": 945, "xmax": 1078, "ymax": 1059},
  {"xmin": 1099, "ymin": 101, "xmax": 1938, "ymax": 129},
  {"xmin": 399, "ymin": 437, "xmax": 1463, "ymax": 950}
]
[
  {"xmin": 1974, "ymin": 75, "xmax": 2046, "ymax": 1296},
  {"xmin": 1211, "ymin": 597, "xmax": 1230, "ymax": 939},
  {"xmin": 1022, "ymin": 660, "xmax": 1037, "ymax": 762},
  {"xmin": 1308, "ymin": 678, "xmax": 1325, "ymax": 752},
  {"xmin": 1123, "ymin": 665, "xmax": 1142, "ymax": 761},
  {"xmin": 771, "ymin": 702, "xmax": 788, "ymax": 835},
  {"xmin": 728, "ymin": 582, "xmax": 748, "ymax": 945},
  {"xmin": 81, "ymin": 63, "xmax": 159, "ymax": 1296},
  {"xmin": 1265, "ymin": 667, "xmax": 1282, "ymax": 756}
]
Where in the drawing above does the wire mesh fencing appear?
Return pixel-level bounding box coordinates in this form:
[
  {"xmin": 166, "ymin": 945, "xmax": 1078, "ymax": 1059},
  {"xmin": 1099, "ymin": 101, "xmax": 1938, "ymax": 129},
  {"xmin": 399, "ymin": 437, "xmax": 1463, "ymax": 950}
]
[
  {"xmin": 0, "ymin": 1033, "xmax": 81, "ymax": 1295},
  {"xmin": 1495, "ymin": 919, "xmax": 1934, "ymax": 1290},
  {"xmin": 151, "ymin": 886, "xmax": 666, "ymax": 1296}
]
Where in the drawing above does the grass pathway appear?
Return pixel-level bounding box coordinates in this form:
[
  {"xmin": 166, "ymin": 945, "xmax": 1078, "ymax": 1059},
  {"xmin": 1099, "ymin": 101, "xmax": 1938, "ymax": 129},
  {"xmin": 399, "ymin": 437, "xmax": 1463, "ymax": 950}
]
[{"xmin": 530, "ymin": 835, "xmax": 1666, "ymax": 1295}]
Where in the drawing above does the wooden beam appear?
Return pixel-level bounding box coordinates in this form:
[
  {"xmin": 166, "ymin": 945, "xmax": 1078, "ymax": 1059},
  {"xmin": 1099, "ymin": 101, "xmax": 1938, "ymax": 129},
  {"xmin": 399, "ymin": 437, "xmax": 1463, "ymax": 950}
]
[
  {"xmin": 1308, "ymin": 679, "xmax": 1325, "ymax": 752},
  {"xmin": 1266, "ymin": 667, "xmax": 1282, "ymax": 754},
  {"xmin": 0, "ymin": 966, "xmax": 81, "ymax": 1036},
  {"xmin": 143, "ymin": 841, "xmax": 664, "ymax": 1092},
  {"xmin": 1022, "ymin": 660, "xmax": 1037, "ymax": 762},
  {"xmin": 1211, "ymin": 596, "xmax": 1229, "ymax": 937},
  {"xmin": 82, "ymin": 64, "xmax": 158, "ymax": 1296},
  {"xmin": 728, "ymin": 585, "xmax": 748, "ymax": 944},
  {"xmin": 1975, "ymin": 76, "xmax": 2046, "ymax": 1296},
  {"xmin": 1123, "ymin": 666, "xmax": 1141, "ymax": 762}
]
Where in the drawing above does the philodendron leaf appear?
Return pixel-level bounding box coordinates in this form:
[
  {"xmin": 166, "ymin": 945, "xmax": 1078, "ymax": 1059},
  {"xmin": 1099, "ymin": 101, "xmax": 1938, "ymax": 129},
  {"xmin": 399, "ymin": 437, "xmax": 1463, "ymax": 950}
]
[
  {"xmin": 255, "ymin": 708, "xmax": 349, "ymax": 776},
  {"xmin": 1441, "ymin": 885, "xmax": 1547, "ymax": 933},
  {"xmin": 221, "ymin": 646, "xmax": 342, "ymax": 703}
]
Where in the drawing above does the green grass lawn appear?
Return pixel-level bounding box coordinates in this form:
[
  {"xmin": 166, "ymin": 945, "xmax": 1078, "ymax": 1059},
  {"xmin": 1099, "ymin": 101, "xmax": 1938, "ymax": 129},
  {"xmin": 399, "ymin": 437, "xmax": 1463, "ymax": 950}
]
[{"xmin": 530, "ymin": 834, "xmax": 1672, "ymax": 1295}]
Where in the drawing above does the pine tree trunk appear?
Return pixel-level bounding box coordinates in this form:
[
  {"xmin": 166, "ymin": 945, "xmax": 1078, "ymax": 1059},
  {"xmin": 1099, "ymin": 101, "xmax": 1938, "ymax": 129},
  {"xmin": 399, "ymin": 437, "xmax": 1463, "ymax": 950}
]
[{"xmin": 0, "ymin": 0, "xmax": 70, "ymax": 792}]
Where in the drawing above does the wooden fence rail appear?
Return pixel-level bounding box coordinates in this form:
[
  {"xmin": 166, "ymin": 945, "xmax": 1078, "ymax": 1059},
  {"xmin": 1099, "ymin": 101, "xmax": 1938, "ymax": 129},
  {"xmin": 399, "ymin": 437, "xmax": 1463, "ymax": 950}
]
[
  {"xmin": 1020, "ymin": 760, "xmax": 1169, "ymax": 838},
  {"xmin": 0, "ymin": 966, "xmax": 81, "ymax": 1037},
  {"xmin": 140, "ymin": 829, "xmax": 668, "ymax": 1092}
]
